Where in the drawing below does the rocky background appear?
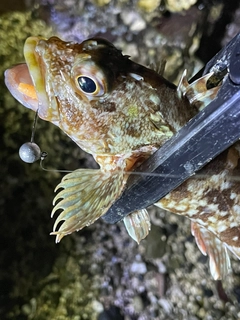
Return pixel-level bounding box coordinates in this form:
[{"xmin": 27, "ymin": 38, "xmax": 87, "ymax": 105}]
[{"xmin": 1, "ymin": 1, "xmax": 240, "ymax": 319}]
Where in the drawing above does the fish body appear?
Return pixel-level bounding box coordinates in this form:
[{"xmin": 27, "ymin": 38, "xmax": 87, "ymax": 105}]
[{"xmin": 4, "ymin": 36, "xmax": 240, "ymax": 279}]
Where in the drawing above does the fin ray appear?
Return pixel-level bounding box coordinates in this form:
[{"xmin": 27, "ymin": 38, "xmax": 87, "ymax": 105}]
[
  {"xmin": 51, "ymin": 168, "xmax": 124, "ymax": 242},
  {"xmin": 191, "ymin": 222, "xmax": 231, "ymax": 280},
  {"xmin": 124, "ymin": 209, "xmax": 151, "ymax": 244},
  {"xmin": 177, "ymin": 71, "xmax": 220, "ymax": 110}
]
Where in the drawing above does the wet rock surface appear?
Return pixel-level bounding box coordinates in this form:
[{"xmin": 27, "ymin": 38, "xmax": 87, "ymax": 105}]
[{"xmin": 1, "ymin": 1, "xmax": 240, "ymax": 319}]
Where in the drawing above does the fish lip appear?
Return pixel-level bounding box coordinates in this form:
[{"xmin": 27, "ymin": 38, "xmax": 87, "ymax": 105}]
[
  {"xmin": 23, "ymin": 36, "xmax": 51, "ymax": 120},
  {"xmin": 4, "ymin": 63, "xmax": 39, "ymax": 112}
]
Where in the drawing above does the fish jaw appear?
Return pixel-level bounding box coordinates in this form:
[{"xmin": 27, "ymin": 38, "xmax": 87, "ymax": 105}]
[
  {"xmin": 4, "ymin": 64, "xmax": 39, "ymax": 112},
  {"xmin": 23, "ymin": 36, "xmax": 53, "ymax": 120},
  {"xmin": 4, "ymin": 37, "xmax": 59, "ymax": 123}
]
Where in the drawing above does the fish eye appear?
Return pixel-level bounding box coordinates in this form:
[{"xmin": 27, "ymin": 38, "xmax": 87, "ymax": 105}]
[
  {"xmin": 72, "ymin": 56, "xmax": 108, "ymax": 99},
  {"xmin": 77, "ymin": 76, "xmax": 97, "ymax": 93}
]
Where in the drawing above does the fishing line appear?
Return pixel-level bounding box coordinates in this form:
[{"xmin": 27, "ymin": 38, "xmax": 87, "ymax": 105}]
[
  {"xmin": 30, "ymin": 108, "xmax": 38, "ymax": 143},
  {"xmin": 39, "ymin": 154, "xmax": 240, "ymax": 181},
  {"xmin": 19, "ymin": 111, "xmax": 240, "ymax": 182},
  {"xmin": 40, "ymin": 154, "xmax": 73, "ymax": 173},
  {"xmin": 19, "ymin": 110, "xmax": 44, "ymax": 164}
]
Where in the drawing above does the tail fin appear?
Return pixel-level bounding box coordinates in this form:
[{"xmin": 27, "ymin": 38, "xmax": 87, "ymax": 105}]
[
  {"xmin": 51, "ymin": 169, "xmax": 124, "ymax": 242},
  {"xmin": 177, "ymin": 70, "xmax": 221, "ymax": 111},
  {"xmin": 191, "ymin": 222, "xmax": 231, "ymax": 280}
]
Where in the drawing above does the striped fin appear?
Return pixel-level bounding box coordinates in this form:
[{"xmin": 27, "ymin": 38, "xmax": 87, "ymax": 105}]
[
  {"xmin": 51, "ymin": 168, "xmax": 124, "ymax": 242},
  {"xmin": 191, "ymin": 222, "xmax": 231, "ymax": 280},
  {"xmin": 148, "ymin": 60, "xmax": 166, "ymax": 76},
  {"xmin": 177, "ymin": 70, "xmax": 221, "ymax": 111},
  {"xmin": 123, "ymin": 209, "xmax": 151, "ymax": 244}
]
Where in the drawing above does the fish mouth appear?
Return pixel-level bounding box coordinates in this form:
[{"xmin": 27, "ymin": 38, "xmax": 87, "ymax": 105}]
[
  {"xmin": 4, "ymin": 63, "xmax": 39, "ymax": 112},
  {"xmin": 4, "ymin": 37, "xmax": 51, "ymax": 120}
]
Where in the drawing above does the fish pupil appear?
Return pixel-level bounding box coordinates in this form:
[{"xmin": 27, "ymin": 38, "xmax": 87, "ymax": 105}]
[{"xmin": 77, "ymin": 76, "xmax": 96, "ymax": 93}]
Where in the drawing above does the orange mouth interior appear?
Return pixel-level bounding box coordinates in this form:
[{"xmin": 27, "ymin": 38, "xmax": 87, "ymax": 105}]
[{"xmin": 17, "ymin": 82, "xmax": 38, "ymax": 100}]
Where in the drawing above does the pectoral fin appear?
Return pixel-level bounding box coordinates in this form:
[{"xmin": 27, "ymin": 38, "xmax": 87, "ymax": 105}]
[
  {"xmin": 191, "ymin": 222, "xmax": 231, "ymax": 280},
  {"xmin": 51, "ymin": 168, "xmax": 124, "ymax": 242}
]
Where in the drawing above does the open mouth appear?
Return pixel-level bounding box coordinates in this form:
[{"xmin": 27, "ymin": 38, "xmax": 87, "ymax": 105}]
[
  {"xmin": 4, "ymin": 37, "xmax": 50, "ymax": 120},
  {"xmin": 4, "ymin": 63, "xmax": 39, "ymax": 111}
]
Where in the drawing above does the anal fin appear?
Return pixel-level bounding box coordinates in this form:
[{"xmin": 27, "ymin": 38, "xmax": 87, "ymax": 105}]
[{"xmin": 191, "ymin": 222, "xmax": 231, "ymax": 280}]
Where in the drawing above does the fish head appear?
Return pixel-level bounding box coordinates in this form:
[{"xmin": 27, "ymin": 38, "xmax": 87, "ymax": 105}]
[
  {"xmin": 4, "ymin": 36, "xmax": 179, "ymax": 155},
  {"xmin": 5, "ymin": 36, "xmax": 140, "ymax": 153},
  {"xmin": 4, "ymin": 36, "xmax": 123, "ymax": 126}
]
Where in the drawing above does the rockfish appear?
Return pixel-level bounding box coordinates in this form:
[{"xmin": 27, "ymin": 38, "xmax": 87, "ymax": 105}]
[{"xmin": 4, "ymin": 36, "xmax": 240, "ymax": 279}]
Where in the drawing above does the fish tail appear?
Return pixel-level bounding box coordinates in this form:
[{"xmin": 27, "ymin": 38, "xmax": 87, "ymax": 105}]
[
  {"xmin": 191, "ymin": 222, "xmax": 231, "ymax": 280},
  {"xmin": 177, "ymin": 70, "xmax": 221, "ymax": 111},
  {"xmin": 51, "ymin": 168, "xmax": 124, "ymax": 242}
]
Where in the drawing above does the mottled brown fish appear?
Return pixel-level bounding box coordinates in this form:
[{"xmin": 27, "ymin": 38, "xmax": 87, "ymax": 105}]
[{"xmin": 4, "ymin": 36, "xmax": 240, "ymax": 280}]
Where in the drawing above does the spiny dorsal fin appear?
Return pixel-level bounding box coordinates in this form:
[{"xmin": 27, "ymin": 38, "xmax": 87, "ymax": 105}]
[
  {"xmin": 51, "ymin": 168, "xmax": 124, "ymax": 242},
  {"xmin": 148, "ymin": 60, "xmax": 166, "ymax": 75},
  {"xmin": 191, "ymin": 222, "xmax": 231, "ymax": 280},
  {"xmin": 177, "ymin": 69, "xmax": 188, "ymax": 97},
  {"xmin": 177, "ymin": 70, "xmax": 221, "ymax": 111}
]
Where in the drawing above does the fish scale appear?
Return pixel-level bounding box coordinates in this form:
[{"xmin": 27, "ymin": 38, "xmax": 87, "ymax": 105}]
[{"xmin": 4, "ymin": 35, "xmax": 239, "ymax": 280}]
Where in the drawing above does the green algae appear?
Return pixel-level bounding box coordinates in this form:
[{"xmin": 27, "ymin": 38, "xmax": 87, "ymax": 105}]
[{"xmin": 0, "ymin": 11, "xmax": 99, "ymax": 320}]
